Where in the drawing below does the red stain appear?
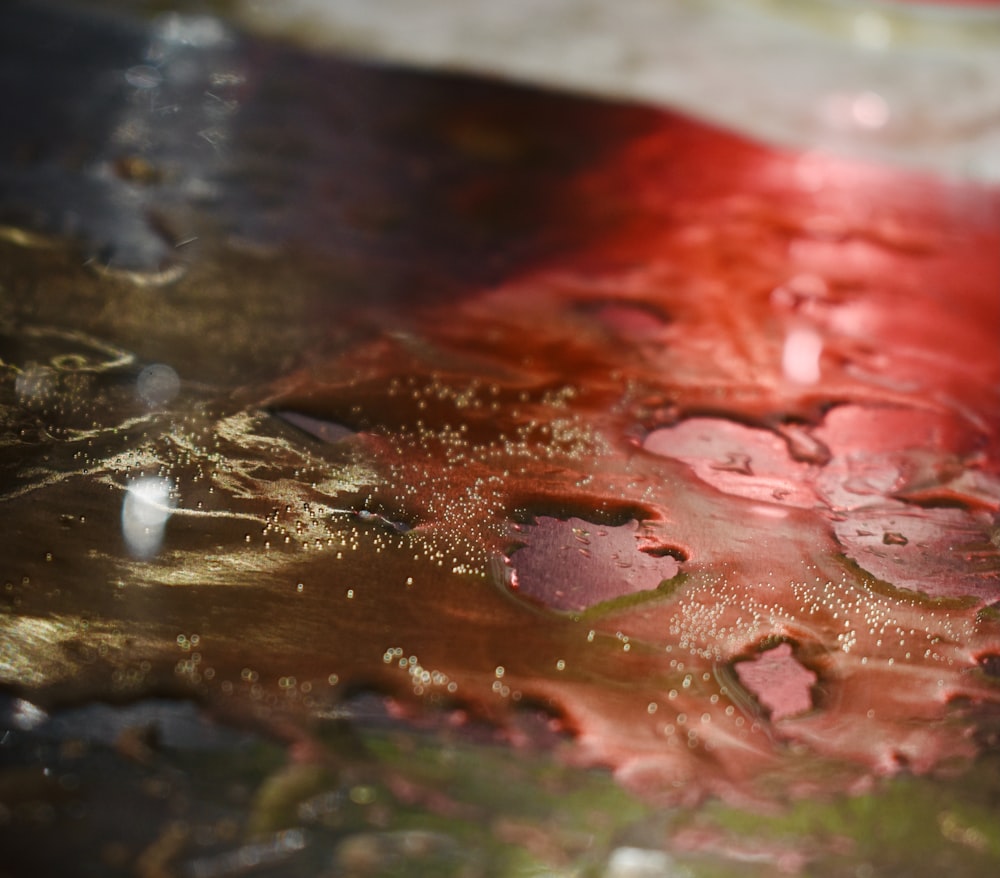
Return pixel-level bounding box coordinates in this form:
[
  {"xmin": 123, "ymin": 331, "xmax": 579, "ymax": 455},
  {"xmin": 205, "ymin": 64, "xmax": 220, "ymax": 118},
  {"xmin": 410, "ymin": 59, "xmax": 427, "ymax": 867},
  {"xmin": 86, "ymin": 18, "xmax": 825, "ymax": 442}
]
[{"xmin": 264, "ymin": 106, "xmax": 1000, "ymax": 803}]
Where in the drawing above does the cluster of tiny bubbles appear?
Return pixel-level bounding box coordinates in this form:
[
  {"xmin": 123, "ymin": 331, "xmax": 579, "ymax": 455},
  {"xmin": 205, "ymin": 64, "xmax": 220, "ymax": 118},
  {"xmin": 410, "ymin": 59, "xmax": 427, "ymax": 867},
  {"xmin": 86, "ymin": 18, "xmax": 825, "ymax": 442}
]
[
  {"xmin": 243, "ymin": 495, "xmax": 394, "ymax": 560},
  {"xmin": 5, "ymin": 330, "xmax": 136, "ymax": 450},
  {"xmin": 249, "ymin": 501, "xmax": 414, "ymax": 564},
  {"xmin": 217, "ymin": 666, "xmax": 263, "ymax": 701},
  {"xmin": 788, "ymin": 569, "xmax": 972, "ymax": 667},
  {"xmin": 353, "ymin": 422, "xmax": 499, "ymax": 572},
  {"xmin": 173, "ymin": 632, "xmax": 208, "ymax": 683},
  {"xmin": 14, "ymin": 362, "xmax": 58, "ymax": 405},
  {"xmin": 371, "ymin": 377, "xmax": 615, "ymax": 576},
  {"xmin": 663, "ymin": 560, "xmax": 978, "ymax": 694},
  {"xmin": 384, "ymin": 374, "xmax": 581, "ymax": 422},
  {"xmin": 278, "ymin": 674, "xmax": 313, "ymax": 698},
  {"xmin": 384, "ymin": 647, "xmax": 456, "ymax": 696},
  {"xmin": 663, "ymin": 563, "xmax": 818, "ymax": 663},
  {"xmin": 176, "ymin": 633, "xmax": 201, "ymax": 651},
  {"xmin": 110, "ymin": 658, "xmax": 153, "ymax": 694},
  {"xmin": 223, "ymin": 666, "xmax": 318, "ymax": 706},
  {"xmin": 512, "ymin": 391, "xmax": 607, "ymax": 463},
  {"xmin": 486, "ymin": 664, "xmax": 523, "ymax": 700}
]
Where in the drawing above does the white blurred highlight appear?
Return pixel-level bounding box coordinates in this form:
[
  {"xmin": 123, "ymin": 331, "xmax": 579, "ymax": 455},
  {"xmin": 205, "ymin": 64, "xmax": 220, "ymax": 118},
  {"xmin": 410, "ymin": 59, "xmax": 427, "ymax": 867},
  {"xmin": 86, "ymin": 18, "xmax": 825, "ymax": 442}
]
[
  {"xmin": 11, "ymin": 699, "xmax": 48, "ymax": 731},
  {"xmin": 122, "ymin": 477, "xmax": 176, "ymax": 558},
  {"xmin": 850, "ymin": 91, "xmax": 890, "ymax": 129},
  {"xmin": 823, "ymin": 91, "xmax": 890, "ymax": 131},
  {"xmin": 782, "ymin": 327, "xmax": 823, "ymax": 385},
  {"xmin": 137, "ymin": 364, "xmax": 180, "ymax": 408}
]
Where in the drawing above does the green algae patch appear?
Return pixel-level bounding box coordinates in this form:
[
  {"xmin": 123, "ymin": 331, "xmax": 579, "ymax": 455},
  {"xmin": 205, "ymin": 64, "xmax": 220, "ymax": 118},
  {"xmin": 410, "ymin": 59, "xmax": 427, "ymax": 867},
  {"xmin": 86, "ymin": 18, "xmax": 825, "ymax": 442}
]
[{"xmin": 671, "ymin": 757, "xmax": 1000, "ymax": 877}]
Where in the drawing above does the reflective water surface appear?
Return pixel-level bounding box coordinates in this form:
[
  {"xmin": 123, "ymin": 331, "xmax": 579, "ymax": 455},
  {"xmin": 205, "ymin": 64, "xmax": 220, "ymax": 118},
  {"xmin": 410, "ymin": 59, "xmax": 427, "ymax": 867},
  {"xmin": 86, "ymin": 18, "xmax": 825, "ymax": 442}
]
[{"xmin": 1, "ymin": 4, "xmax": 999, "ymax": 876}]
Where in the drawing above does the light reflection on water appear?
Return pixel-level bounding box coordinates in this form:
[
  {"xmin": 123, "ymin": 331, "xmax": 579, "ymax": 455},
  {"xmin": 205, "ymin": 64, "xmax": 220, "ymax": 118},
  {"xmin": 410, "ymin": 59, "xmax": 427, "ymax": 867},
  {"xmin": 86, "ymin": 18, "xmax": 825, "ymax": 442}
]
[
  {"xmin": 121, "ymin": 476, "xmax": 176, "ymax": 558},
  {"xmin": 781, "ymin": 325, "xmax": 824, "ymax": 385}
]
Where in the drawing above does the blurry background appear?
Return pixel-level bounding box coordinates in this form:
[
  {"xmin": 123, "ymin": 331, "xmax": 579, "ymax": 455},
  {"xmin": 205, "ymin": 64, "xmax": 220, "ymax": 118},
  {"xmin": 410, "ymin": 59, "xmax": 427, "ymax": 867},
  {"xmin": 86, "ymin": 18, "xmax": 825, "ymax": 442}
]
[{"xmin": 233, "ymin": 0, "xmax": 1000, "ymax": 181}]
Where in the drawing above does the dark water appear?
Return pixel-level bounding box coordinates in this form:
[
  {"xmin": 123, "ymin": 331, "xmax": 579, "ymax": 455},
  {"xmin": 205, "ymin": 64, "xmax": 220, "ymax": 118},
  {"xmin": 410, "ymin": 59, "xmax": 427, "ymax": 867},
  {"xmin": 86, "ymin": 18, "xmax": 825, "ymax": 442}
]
[{"xmin": 1, "ymin": 3, "xmax": 999, "ymax": 876}]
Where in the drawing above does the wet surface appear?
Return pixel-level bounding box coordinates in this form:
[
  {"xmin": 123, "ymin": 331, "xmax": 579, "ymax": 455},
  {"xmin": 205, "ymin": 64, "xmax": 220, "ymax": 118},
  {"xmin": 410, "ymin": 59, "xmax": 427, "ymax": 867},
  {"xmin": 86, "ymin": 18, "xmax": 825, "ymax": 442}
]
[
  {"xmin": 1, "ymin": 2, "xmax": 1000, "ymax": 875},
  {"xmin": 504, "ymin": 516, "xmax": 684, "ymax": 613}
]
